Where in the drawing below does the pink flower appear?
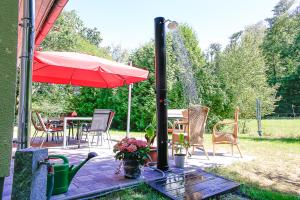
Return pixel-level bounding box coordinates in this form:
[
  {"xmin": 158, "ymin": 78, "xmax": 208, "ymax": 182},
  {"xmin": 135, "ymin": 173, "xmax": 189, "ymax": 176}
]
[
  {"xmin": 121, "ymin": 138, "xmax": 128, "ymax": 143},
  {"xmin": 120, "ymin": 143, "xmax": 128, "ymax": 151},
  {"xmin": 128, "ymin": 138, "xmax": 137, "ymax": 145},
  {"xmin": 136, "ymin": 140, "xmax": 147, "ymax": 148},
  {"xmin": 127, "ymin": 144, "xmax": 137, "ymax": 152}
]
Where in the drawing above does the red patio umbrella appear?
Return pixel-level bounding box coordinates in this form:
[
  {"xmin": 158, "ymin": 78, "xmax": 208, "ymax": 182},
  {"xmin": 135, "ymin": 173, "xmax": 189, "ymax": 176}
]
[{"xmin": 33, "ymin": 51, "xmax": 149, "ymax": 88}]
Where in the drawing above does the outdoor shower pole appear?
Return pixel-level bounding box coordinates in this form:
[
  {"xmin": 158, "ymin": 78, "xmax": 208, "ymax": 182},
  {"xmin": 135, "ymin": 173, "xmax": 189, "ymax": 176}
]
[
  {"xmin": 155, "ymin": 17, "xmax": 169, "ymax": 171},
  {"xmin": 17, "ymin": 0, "xmax": 35, "ymax": 149}
]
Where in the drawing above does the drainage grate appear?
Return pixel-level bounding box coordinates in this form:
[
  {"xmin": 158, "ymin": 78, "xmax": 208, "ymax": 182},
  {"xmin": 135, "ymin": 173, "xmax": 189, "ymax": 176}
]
[{"xmin": 147, "ymin": 169, "xmax": 239, "ymax": 200}]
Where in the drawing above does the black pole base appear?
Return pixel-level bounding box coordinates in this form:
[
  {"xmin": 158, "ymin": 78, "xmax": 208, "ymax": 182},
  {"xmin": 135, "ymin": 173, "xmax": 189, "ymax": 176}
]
[
  {"xmin": 0, "ymin": 177, "xmax": 5, "ymax": 199},
  {"xmin": 157, "ymin": 165, "xmax": 169, "ymax": 172}
]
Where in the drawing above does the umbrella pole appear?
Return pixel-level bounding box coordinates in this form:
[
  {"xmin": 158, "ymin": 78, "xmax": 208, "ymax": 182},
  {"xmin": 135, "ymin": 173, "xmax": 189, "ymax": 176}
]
[
  {"xmin": 126, "ymin": 61, "xmax": 133, "ymax": 137},
  {"xmin": 17, "ymin": 0, "xmax": 35, "ymax": 149},
  {"xmin": 126, "ymin": 84, "xmax": 132, "ymax": 137}
]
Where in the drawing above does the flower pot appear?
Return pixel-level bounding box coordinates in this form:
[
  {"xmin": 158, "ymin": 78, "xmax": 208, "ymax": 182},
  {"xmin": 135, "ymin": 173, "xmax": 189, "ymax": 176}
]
[
  {"xmin": 123, "ymin": 159, "xmax": 141, "ymax": 179},
  {"xmin": 146, "ymin": 146, "xmax": 157, "ymax": 165},
  {"xmin": 174, "ymin": 154, "xmax": 186, "ymax": 168}
]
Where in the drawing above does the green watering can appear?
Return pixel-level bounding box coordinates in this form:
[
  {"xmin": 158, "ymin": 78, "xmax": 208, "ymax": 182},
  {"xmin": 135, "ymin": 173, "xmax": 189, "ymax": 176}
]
[{"xmin": 47, "ymin": 152, "xmax": 97, "ymax": 196}]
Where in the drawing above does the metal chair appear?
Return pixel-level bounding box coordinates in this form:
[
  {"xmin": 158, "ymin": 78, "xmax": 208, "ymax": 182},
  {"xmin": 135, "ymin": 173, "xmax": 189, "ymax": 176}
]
[{"xmin": 80, "ymin": 109, "xmax": 114, "ymax": 149}]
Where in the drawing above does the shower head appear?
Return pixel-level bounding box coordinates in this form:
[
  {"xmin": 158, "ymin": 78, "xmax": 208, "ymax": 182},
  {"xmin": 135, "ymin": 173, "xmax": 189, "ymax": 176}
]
[{"xmin": 164, "ymin": 19, "xmax": 178, "ymax": 30}]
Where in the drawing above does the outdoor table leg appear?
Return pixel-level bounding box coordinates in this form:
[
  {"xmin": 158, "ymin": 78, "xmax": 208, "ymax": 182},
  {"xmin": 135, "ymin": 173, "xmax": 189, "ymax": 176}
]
[
  {"xmin": 77, "ymin": 120, "xmax": 80, "ymax": 148},
  {"xmin": 77, "ymin": 121, "xmax": 80, "ymax": 140}
]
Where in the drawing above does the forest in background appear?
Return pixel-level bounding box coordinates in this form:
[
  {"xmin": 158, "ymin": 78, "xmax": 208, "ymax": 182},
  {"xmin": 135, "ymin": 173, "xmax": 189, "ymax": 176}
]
[{"xmin": 30, "ymin": 0, "xmax": 300, "ymax": 131}]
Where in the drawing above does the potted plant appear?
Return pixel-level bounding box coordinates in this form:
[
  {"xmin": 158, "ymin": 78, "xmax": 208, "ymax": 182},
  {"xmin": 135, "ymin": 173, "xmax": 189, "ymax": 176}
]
[
  {"xmin": 113, "ymin": 137, "xmax": 150, "ymax": 179},
  {"xmin": 145, "ymin": 123, "xmax": 157, "ymax": 164},
  {"xmin": 144, "ymin": 116, "xmax": 173, "ymax": 164},
  {"xmin": 174, "ymin": 133, "xmax": 190, "ymax": 168}
]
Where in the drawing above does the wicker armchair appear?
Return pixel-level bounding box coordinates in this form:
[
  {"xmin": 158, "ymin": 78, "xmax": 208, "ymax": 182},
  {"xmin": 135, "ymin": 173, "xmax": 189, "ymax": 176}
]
[
  {"xmin": 172, "ymin": 105, "xmax": 210, "ymax": 159},
  {"xmin": 212, "ymin": 107, "xmax": 242, "ymax": 157}
]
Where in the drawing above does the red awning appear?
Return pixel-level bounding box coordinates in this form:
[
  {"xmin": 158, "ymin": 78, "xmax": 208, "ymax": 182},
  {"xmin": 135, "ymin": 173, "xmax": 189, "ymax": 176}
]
[
  {"xmin": 33, "ymin": 51, "xmax": 149, "ymax": 88},
  {"xmin": 35, "ymin": 0, "xmax": 68, "ymax": 46},
  {"xmin": 18, "ymin": 0, "xmax": 68, "ymax": 56}
]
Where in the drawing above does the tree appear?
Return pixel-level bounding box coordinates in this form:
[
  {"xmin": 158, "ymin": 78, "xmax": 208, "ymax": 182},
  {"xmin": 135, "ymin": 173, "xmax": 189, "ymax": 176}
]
[
  {"xmin": 41, "ymin": 10, "xmax": 83, "ymax": 51},
  {"xmin": 262, "ymin": 0, "xmax": 299, "ymax": 84},
  {"xmin": 42, "ymin": 10, "xmax": 110, "ymax": 58},
  {"xmin": 218, "ymin": 23, "xmax": 277, "ymax": 118},
  {"xmin": 109, "ymin": 45, "xmax": 130, "ymax": 63},
  {"xmin": 88, "ymin": 24, "xmax": 220, "ymax": 131},
  {"xmin": 275, "ymin": 67, "xmax": 300, "ymax": 116},
  {"xmin": 262, "ymin": 0, "xmax": 300, "ymax": 115},
  {"xmin": 206, "ymin": 43, "xmax": 222, "ymax": 63},
  {"xmin": 80, "ymin": 27, "xmax": 102, "ymax": 47},
  {"xmin": 33, "ymin": 10, "xmax": 110, "ymax": 116}
]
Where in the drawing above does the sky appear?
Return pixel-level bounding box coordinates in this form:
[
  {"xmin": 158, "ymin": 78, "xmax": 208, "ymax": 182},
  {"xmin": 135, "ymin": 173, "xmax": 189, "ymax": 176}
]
[{"xmin": 64, "ymin": 0, "xmax": 294, "ymax": 51}]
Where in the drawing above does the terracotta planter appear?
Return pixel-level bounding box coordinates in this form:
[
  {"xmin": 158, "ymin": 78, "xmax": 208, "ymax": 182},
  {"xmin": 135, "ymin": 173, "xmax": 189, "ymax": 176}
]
[
  {"xmin": 146, "ymin": 146, "xmax": 157, "ymax": 165},
  {"xmin": 174, "ymin": 154, "xmax": 185, "ymax": 168},
  {"xmin": 123, "ymin": 159, "xmax": 141, "ymax": 179}
]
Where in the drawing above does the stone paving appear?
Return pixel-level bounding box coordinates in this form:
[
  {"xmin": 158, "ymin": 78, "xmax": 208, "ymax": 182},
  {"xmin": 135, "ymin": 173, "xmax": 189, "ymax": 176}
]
[{"xmin": 2, "ymin": 139, "xmax": 253, "ymax": 200}]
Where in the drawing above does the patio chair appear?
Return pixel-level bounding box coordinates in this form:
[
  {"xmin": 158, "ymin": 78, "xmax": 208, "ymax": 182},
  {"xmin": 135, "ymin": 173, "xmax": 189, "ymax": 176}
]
[
  {"xmin": 171, "ymin": 105, "xmax": 210, "ymax": 159},
  {"xmin": 212, "ymin": 107, "xmax": 243, "ymax": 158},
  {"xmin": 30, "ymin": 111, "xmax": 63, "ymax": 147},
  {"xmin": 80, "ymin": 109, "xmax": 114, "ymax": 149}
]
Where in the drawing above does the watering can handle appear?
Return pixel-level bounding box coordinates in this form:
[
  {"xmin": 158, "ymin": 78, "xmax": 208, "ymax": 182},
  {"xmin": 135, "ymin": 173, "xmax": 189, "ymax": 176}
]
[{"xmin": 48, "ymin": 155, "xmax": 69, "ymax": 164}]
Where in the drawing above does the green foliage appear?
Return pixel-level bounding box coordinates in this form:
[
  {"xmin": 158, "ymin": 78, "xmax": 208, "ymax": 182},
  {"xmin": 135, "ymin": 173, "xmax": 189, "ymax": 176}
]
[
  {"xmin": 208, "ymin": 166, "xmax": 300, "ymax": 200},
  {"xmin": 262, "ymin": 1, "xmax": 300, "ymax": 115},
  {"xmin": 109, "ymin": 45, "xmax": 130, "ymax": 63},
  {"xmin": 80, "ymin": 27, "xmax": 103, "ymax": 47},
  {"xmin": 31, "ymin": 84, "xmax": 74, "ymax": 116},
  {"xmin": 42, "ymin": 10, "xmax": 82, "ymax": 51},
  {"xmin": 176, "ymin": 24, "xmax": 205, "ymax": 70},
  {"xmin": 72, "ymin": 42, "xmax": 155, "ymax": 131},
  {"xmin": 71, "ymin": 22, "xmax": 278, "ymax": 130},
  {"xmin": 97, "ymin": 183, "xmax": 166, "ymax": 200},
  {"xmin": 174, "ymin": 133, "xmax": 190, "ymax": 154},
  {"xmin": 145, "ymin": 120, "xmax": 156, "ymax": 146},
  {"xmin": 217, "ymin": 23, "xmax": 278, "ymax": 118},
  {"xmin": 33, "ymin": 10, "xmax": 110, "ymax": 116},
  {"xmin": 276, "ymin": 67, "xmax": 300, "ymax": 115},
  {"xmin": 34, "ymin": 1, "xmax": 298, "ymax": 131},
  {"xmin": 75, "ymin": 36, "xmax": 110, "ymax": 58}
]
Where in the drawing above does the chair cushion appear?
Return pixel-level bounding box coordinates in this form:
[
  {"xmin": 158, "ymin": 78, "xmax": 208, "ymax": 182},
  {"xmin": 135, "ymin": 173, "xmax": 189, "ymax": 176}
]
[
  {"xmin": 48, "ymin": 127, "xmax": 63, "ymax": 132},
  {"xmin": 213, "ymin": 132, "xmax": 238, "ymax": 144}
]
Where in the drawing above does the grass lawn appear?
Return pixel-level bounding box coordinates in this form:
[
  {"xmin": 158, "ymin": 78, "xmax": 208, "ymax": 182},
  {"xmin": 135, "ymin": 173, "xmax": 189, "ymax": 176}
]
[
  {"xmin": 96, "ymin": 184, "xmax": 166, "ymax": 200},
  {"xmin": 99, "ymin": 119, "xmax": 300, "ymax": 200}
]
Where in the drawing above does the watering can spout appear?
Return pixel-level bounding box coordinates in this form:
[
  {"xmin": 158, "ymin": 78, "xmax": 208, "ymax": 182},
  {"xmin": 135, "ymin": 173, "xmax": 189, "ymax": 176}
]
[{"xmin": 68, "ymin": 152, "xmax": 97, "ymax": 184}]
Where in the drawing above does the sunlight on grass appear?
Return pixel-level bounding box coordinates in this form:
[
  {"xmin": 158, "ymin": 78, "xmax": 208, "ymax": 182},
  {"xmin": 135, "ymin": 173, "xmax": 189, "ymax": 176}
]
[
  {"xmin": 242, "ymin": 119, "xmax": 300, "ymax": 138},
  {"xmin": 97, "ymin": 184, "xmax": 167, "ymax": 200},
  {"xmin": 201, "ymin": 120, "xmax": 300, "ymax": 200}
]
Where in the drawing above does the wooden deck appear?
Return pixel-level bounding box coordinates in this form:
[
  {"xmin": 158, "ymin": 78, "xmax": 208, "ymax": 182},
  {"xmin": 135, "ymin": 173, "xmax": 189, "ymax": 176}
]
[{"xmin": 4, "ymin": 141, "xmax": 247, "ymax": 200}]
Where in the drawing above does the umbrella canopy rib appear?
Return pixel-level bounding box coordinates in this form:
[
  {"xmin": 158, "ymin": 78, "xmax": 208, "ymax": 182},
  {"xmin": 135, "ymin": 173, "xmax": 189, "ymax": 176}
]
[{"xmin": 97, "ymin": 67, "xmax": 109, "ymax": 88}]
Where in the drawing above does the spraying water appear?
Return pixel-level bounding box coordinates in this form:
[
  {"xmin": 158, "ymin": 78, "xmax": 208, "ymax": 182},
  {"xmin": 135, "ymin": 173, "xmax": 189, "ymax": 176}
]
[{"xmin": 171, "ymin": 29, "xmax": 200, "ymax": 105}]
